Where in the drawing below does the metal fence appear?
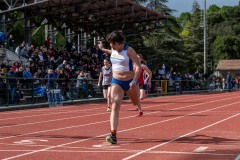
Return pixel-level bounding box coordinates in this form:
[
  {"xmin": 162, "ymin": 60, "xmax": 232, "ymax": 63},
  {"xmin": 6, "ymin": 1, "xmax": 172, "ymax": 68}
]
[{"xmin": 0, "ymin": 76, "xmax": 238, "ymax": 107}]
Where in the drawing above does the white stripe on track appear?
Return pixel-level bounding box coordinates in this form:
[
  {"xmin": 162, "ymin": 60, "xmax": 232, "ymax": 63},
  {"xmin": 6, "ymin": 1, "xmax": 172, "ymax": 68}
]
[
  {"xmin": 0, "ymin": 107, "xmax": 103, "ymax": 121},
  {"xmin": 0, "ymin": 91, "xmax": 234, "ymax": 127},
  {"xmin": 0, "ymin": 92, "xmax": 231, "ymax": 118},
  {"xmin": 0, "ymin": 94, "xmax": 238, "ymax": 140},
  {"xmin": 0, "ymin": 95, "xmax": 195, "ymax": 119},
  {"xmin": 0, "ymin": 149, "xmax": 236, "ymax": 156},
  {"xmin": 2, "ymin": 99, "xmax": 240, "ymax": 159},
  {"xmin": 193, "ymin": 146, "xmax": 208, "ymax": 153},
  {"xmin": 0, "ymin": 112, "xmax": 109, "ymax": 129},
  {"xmin": 122, "ymin": 112, "xmax": 240, "ymax": 160}
]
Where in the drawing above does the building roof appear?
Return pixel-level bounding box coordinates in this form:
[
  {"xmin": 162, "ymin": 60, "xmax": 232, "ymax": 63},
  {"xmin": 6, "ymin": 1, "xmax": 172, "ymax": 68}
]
[
  {"xmin": 0, "ymin": 0, "xmax": 167, "ymax": 35},
  {"xmin": 216, "ymin": 60, "xmax": 240, "ymax": 71}
]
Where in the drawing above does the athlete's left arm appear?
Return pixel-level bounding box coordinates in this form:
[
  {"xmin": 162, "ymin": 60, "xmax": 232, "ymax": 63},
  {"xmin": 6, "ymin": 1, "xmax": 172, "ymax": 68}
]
[
  {"xmin": 143, "ymin": 65, "xmax": 152, "ymax": 88},
  {"xmin": 127, "ymin": 47, "xmax": 141, "ymax": 86}
]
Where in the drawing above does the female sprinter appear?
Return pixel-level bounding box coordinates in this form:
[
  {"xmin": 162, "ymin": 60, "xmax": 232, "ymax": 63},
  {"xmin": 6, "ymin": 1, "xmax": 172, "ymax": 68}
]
[
  {"xmin": 98, "ymin": 31, "xmax": 141, "ymax": 144},
  {"xmin": 134, "ymin": 54, "xmax": 152, "ymax": 116},
  {"xmin": 98, "ymin": 59, "xmax": 112, "ymax": 112}
]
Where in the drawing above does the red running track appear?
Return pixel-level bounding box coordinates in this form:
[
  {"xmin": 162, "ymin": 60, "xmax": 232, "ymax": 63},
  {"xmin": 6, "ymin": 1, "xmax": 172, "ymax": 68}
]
[{"xmin": 0, "ymin": 91, "xmax": 239, "ymax": 160}]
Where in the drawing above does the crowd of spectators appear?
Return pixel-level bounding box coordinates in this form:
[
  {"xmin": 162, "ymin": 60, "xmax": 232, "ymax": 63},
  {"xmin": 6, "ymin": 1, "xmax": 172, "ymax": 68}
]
[
  {"xmin": 1, "ymin": 35, "xmax": 238, "ymax": 104},
  {"xmin": 150, "ymin": 63, "xmax": 206, "ymax": 94},
  {"xmin": 0, "ymin": 37, "xmax": 108, "ymax": 104}
]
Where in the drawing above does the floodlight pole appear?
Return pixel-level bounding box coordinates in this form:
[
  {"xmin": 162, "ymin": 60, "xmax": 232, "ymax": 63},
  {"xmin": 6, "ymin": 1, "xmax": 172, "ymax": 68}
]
[{"xmin": 203, "ymin": 0, "xmax": 207, "ymax": 75}]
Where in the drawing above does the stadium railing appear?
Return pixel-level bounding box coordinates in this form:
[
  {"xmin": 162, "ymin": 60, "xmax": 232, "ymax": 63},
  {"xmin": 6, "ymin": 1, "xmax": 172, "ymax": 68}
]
[{"xmin": 0, "ymin": 77, "xmax": 234, "ymax": 108}]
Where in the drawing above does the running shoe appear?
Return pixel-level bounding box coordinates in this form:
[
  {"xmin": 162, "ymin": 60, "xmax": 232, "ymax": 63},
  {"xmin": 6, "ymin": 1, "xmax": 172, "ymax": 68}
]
[
  {"xmin": 107, "ymin": 107, "xmax": 111, "ymax": 112},
  {"xmin": 106, "ymin": 134, "xmax": 117, "ymax": 144},
  {"xmin": 136, "ymin": 111, "xmax": 143, "ymax": 117}
]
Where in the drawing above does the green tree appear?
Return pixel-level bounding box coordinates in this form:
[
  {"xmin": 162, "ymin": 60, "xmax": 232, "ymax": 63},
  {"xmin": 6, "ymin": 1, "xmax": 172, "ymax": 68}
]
[
  {"xmin": 207, "ymin": 5, "xmax": 240, "ymax": 69},
  {"xmin": 177, "ymin": 12, "xmax": 191, "ymax": 30},
  {"xmin": 179, "ymin": 0, "xmax": 204, "ymax": 73},
  {"xmin": 212, "ymin": 35, "xmax": 240, "ymax": 66},
  {"xmin": 133, "ymin": 0, "xmax": 184, "ymax": 71}
]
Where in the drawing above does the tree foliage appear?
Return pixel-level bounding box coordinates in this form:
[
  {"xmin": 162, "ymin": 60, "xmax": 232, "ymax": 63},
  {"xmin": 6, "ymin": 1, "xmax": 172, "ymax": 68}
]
[
  {"xmin": 5, "ymin": 1, "xmax": 240, "ymax": 74},
  {"xmin": 133, "ymin": 0, "xmax": 184, "ymax": 71},
  {"xmin": 212, "ymin": 35, "xmax": 240, "ymax": 65},
  {"xmin": 207, "ymin": 5, "xmax": 240, "ymax": 68}
]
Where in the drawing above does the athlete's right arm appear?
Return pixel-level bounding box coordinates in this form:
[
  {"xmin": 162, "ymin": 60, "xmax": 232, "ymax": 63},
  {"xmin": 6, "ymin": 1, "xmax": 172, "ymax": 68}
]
[
  {"xmin": 98, "ymin": 41, "xmax": 112, "ymax": 54},
  {"xmin": 98, "ymin": 71, "xmax": 103, "ymax": 87},
  {"xmin": 143, "ymin": 65, "xmax": 152, "ymax": 88}
]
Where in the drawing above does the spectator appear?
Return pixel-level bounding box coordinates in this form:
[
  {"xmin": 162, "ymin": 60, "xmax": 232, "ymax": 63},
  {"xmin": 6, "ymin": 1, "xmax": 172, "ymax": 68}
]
[
  {"xmin": 15, "ymin": 45, "xmax": 21, "ymax": 55},
  {"xmin": 226, "ymin": 71, "xmax": 231, "ymax": 92},
  {"xmin": 64, "ymin": 71, "xmax": 73, "ymax": 100},
  {"xmin": 58, "ymin": 60, "xmax": 67, "ymax": 69},
  {"xmin": 45, "ymin": 36, "xmax": 51, "ymax": 50},
  {"xmin": 56, "ymin": 69, "xmax": 65, "ymax": 99},
  {"xmin": 33, "ymin": 68, "xmax": 43, "ymax": 87},
  {"xmin": 222, "ymin": 77, "xmax": 225, "ymax": 90},
  {"xmin": 194, "ymin": 70, "xmax": 200, "ymax": 80},
  {"xmin": 46, "ymin": 69, "xmax": 55, "ymax": 90},
  {"xmin": 23, "ymin": 67, "xmax": 33, "ymax": 88},
  {"xmin": 1, "ymin": 66, "xmax": 8, "ymax": 76},
  {"xmin": 28, "ymin": 44, "xmax": 35, "ymax": 59},
  {"xmin": 7, "ymin": 34, "xmax": 14, "ymax": 52},
  {"xmin": 6, "ymin": 67, "xmax": 17, "ymax": 103},
  {"xmin": 12, "ymin": 62, "xmax": 20, "ymax": 71},
  {"xmin": 19, "ymin": 41, "xmax": 29, "ymax": 58},
  {"xmin": 15, "ymin": 67, "xmax": 23, "ymax": 88},
  {"xmin": 76, "ymin": 71, "xmax": 85, "ymax": 98},
  {"xmin": 84, "ymin": 72, "xmax": 95, "ymax": 98}
]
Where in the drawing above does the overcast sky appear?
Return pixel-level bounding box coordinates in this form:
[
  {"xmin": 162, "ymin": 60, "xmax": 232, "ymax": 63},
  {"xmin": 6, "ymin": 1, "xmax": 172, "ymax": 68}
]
[{"xmin": 166, "ymin": 0, "xmax": 239, "ymax": 17}]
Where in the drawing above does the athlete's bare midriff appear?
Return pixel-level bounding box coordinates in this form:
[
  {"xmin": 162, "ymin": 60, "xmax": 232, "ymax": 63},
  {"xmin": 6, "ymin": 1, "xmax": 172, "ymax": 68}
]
[{"xmin": 113, "ymin": 71, "xmax": 134, "ymax": 81}]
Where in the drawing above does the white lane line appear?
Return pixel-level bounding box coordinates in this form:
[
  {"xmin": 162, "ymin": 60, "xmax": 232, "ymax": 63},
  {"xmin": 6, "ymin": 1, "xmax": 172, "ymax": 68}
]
[
  {"xmin": 0, "ymin": 95, "xmax": 238, "ymax": 140},
  {"xmin": 0, "ymin": 92, "xmax": 235, "ymax": 131},
  {"xmin": 0, "ymin": 92, "xmax": 229, "ymax": 120},
  {"xmin": 0, "ymin": 95, "xmax": 202, "ymax": 123},
  {"xmin": 14, "ymin": 139, "xmax": 48, "ymax": 145},
  {"xmin": 0, "ymin": 102, "xmax": 99, "ymax": 115},
  {"xmin": 2, "ymin": 100, "xmax": 240, "ymax": 159},
  {"xmin": 193, "ymin": 146, "xmax": 208, "ymax": 153},
  {"xmin": 0, "ymin": 112, "xmax": 108, "ymax": 129},
  {"xmin": 0, "ymin": 94, "xmax": 238, "ymax": 142},
  {"xmin": 0, "ymin": 93, "xmax": 221, "ymax": 129},
  {"xmin": 0, "ymin": 149, "xmax": 236, "ymax": 156},
  {"xmin": 0, "ymin": 91, "xmax": 238, "ymax": 117},
  {"xmin": 0, "ymin": 95, "xmax": 194, "ymax": 120},
  {"xmin": 122, "ymin": 112, "xmax": 240, "ymax": 160},
  {"xmin": 92, "ymin": 142, "xmax": 119, "ymax": 149},
  {"xmin": 235, "ymin": 154, "xmax": 240, "ymax": 160},
  {"xmin": 0, "ymin": 94, "xmax": 227, "ymax": 129},
  {"xmin": 0, "ymin": 106, "xmax": 103, "ymax": 121}
]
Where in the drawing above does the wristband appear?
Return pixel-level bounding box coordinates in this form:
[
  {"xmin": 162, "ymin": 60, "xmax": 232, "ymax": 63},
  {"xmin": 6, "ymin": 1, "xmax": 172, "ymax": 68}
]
[{"xmin": 131, "ymin": 80, "xmax": 136, "ymax": 85}]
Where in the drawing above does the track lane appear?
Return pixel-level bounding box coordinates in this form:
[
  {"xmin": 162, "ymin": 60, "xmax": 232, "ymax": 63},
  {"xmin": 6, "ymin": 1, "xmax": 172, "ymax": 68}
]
[{"xmin": 0, "ymin": 91, "xmax": 239, "ymax": 160}]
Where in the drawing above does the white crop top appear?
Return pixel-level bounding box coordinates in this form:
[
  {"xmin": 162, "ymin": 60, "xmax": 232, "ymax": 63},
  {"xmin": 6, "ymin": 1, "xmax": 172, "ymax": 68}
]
[{"xmin": 110, "ymin": 44, "xmax": 133, "ymax": 72}]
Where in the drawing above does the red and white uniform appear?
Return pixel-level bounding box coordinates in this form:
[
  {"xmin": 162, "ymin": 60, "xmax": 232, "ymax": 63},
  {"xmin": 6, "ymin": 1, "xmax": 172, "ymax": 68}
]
[{"xmin": 134, "ymin": 64, "xmax": 146, "ymax": 85}]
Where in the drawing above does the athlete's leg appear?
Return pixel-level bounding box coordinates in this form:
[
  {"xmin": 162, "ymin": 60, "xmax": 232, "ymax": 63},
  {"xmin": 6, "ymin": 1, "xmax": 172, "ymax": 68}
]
[
  {"xmin": 139, "ymin": 89, "xmax": 146, "ymax": 100},
  {"xmin": 127, "ymin": 85, "xmax": 139, "ymax": 105},
  {"xmin": 103, "ymin": 88, "xmax": 108, "ymax": 99},
  {"xmin": 107, "ymin": 86, "xmax": 111, "ymax": 111},
  {"xmin": 110, "ymin": 84, "xmax": 124, "ymax": 132},
  {"xmin": 127, "ymin": 85, "xmax": 143, "ymax": 116}
]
